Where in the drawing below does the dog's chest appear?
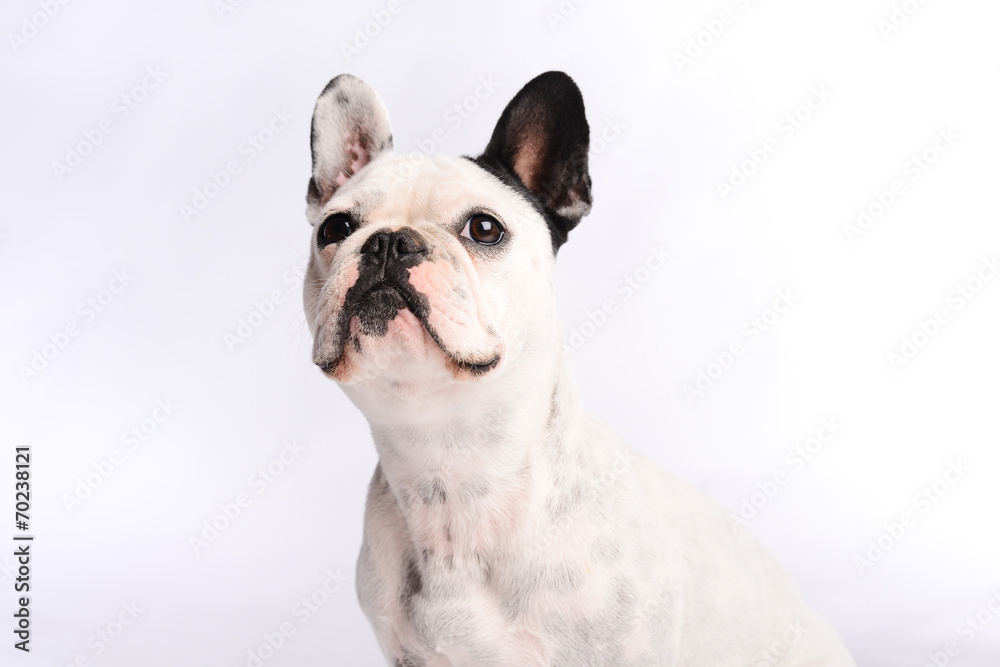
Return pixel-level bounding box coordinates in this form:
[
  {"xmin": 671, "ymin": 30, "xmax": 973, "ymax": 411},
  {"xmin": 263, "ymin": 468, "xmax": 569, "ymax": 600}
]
[
  {"xmin": 370, "ymin": 539, "xmax": 661, "ymax": 666},
  {"xmin": 358, "ymin": 436, "xmax": 674, "ymax": 663}
]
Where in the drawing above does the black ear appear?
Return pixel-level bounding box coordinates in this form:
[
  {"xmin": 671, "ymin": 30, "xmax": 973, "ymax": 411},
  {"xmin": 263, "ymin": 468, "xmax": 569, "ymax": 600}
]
[
  {"xmin": 307, "ymin": 74, "xmax": 393, "ymax": 219},
  {"xmin": 475, "ymin": 71, "xmax": 592, "ymax": 251}
]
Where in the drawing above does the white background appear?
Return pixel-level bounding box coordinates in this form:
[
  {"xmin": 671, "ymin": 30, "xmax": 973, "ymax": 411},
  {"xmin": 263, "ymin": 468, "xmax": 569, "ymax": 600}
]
[{"xmin": 1, "ymin": 0, "xmax": 999, "ymax": 665}]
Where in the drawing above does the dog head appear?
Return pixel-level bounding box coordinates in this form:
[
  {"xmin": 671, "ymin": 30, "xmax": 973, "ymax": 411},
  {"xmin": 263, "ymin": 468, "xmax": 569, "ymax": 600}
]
[{"xmin": 302, "ymin": 72, "xmax": 591, "ymax": 396}]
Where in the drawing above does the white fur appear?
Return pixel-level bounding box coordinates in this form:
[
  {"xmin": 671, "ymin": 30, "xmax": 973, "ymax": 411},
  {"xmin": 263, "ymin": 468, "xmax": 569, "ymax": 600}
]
[{"xmin": 302, "ymin": 151, "xmax": 856, "ymax": 666}]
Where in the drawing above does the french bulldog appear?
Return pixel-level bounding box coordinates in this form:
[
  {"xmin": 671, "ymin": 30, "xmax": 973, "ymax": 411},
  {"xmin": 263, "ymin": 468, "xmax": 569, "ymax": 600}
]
[{"xmin": 301, "ymin": 71, "xmax": 856, "ymax": 666}]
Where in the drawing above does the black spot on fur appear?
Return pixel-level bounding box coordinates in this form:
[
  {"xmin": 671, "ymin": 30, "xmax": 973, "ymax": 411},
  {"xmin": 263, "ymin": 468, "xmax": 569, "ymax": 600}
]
[
  {"xmin": 418, "ymin": 478, "xmax": 447, "ymax": 504},
  {"xmin": 400, "ymin": 557, "xmax": 423, "ymax": 612},
  {"xmin": 545, "ymin": 562, "xmax": 584, "ymax": 591},
  {"xmin": 591, "ymin": 538, "xmax": 622, "ymax": 564},
  {"xmin": 501, "ymin": 573, "xmax": 542, "ymax": 621},
  {"xmin": 476, "ymin": 551, "xmax": 493, "ymax": 585},
  {"xmin": 395, "ymin": 649, "xmax": 425, "ymax": 667},
  {"xmin": 546, "ymin": 383, "xmax": 560, "ymax": 427},
  {"xmin": 306, "ymin": 176, "xmax": 321, "ymax": 206},
  {"xmin": 373, "ymin": 463, "xmax": 390, "ymax": 493}
]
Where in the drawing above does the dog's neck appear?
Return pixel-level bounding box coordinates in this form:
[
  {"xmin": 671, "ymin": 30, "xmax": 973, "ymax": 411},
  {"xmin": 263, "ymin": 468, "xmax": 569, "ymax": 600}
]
[{"xmin": 351, "ymin": 334, "xmax": 587, "ymax": 561}]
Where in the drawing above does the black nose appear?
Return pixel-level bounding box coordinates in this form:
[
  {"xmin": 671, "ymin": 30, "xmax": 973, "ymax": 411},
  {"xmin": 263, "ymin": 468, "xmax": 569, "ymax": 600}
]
[{"xmin": 360, "ymin": 228, "xmax": 428, "ymax": 266}]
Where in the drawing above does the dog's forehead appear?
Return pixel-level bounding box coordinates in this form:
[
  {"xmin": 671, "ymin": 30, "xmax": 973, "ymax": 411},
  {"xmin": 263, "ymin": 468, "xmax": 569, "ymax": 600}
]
[{"xmin": 334, "ymin": 154, "xmax": 522, "ymax": 224}]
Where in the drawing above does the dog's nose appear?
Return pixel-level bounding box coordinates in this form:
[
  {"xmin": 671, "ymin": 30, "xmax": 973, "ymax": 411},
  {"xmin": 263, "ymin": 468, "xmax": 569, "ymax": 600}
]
[{"xmin": 360, "ymin": 228, "xmax": 428, "ymax": 264}]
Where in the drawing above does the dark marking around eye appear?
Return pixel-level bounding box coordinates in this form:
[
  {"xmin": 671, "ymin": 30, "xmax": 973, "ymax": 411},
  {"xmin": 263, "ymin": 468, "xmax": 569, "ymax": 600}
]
[{"xmin": 465, "ymin": 156, "xmax": 567, "ymax": 254}]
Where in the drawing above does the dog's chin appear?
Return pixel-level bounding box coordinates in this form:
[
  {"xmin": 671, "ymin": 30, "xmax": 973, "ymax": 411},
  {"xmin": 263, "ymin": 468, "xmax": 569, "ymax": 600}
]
[{"xmin": 318, "ymin": 303, "xmax": 500, "ymax": 385}]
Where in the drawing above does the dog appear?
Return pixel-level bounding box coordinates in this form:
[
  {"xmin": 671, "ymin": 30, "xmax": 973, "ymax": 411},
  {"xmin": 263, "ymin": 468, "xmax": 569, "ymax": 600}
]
[{"xmin": 301, "ymin": 71, "xmax": 856, "ymax": 666}]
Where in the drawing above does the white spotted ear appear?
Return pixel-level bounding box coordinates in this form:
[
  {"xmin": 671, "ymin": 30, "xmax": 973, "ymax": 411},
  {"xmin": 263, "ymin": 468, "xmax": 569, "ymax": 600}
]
[{"xmin": 306, "ymin": 74, "xmax": 393, "ymax": 220}]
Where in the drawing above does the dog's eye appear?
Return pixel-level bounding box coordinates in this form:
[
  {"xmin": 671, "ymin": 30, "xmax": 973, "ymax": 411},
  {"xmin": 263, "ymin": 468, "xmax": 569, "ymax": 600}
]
[
  {"xmin": 318, "ymin": 213, "xmax": 354, "ymax": 248},
  {"xmin": 461, "ymin": 214, "xmax": 504, "ymax": 246}
]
